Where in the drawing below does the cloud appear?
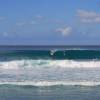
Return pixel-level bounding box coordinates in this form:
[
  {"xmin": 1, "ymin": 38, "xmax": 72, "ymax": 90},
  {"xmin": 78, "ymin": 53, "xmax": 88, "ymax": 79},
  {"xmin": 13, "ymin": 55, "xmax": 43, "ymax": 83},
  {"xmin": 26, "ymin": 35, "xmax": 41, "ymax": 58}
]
[
  {"xmin": 30, "ymin": 21, "xmax": 37, "ymax": 25},
  {"xmin": 16, "ymin": 22, "xmax": 25, "ymax": 26},
  {"xmin": 3, "ymin": 32, "xmax": 8, "ymax": 37},
  {"xmin": 0, "ymin": 17, "xmax": 5, "ymax": 21},
  {"xmin": 56, "ymin": 27, "xmax": 72, "ymax": 36},
  {"xmin": 77, "ymin": 9, "xmax": 100, "ymax": 23},
  {"xmin": 35, "ymin": 15, "xmax": 44, "ymax": 20}
]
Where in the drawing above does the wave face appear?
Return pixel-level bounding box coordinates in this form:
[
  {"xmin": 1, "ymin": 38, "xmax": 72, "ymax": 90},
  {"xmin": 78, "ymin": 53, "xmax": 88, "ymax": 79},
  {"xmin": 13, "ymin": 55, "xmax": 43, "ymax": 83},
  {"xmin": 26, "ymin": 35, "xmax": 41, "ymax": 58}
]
[
  {"xmin": 0, "ymin": 49, "xmax": 100, "ymax": 86},
  {"xmin": 0, "ymin": 50, "xmax": 100, "ymax": 60}
]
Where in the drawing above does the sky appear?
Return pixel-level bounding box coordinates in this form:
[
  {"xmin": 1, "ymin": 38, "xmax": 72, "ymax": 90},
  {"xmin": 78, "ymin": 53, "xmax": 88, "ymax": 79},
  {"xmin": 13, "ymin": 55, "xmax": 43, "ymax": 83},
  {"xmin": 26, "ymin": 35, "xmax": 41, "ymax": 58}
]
[{"xmin": 0, "ymin": 0, "xmax": 100, "ymax": 45}]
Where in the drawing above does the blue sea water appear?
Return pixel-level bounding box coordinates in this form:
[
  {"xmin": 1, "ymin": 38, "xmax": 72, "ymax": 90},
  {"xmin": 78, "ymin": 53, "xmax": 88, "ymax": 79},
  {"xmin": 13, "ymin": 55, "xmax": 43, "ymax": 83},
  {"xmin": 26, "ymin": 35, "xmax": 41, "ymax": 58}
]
[{"xmin": 0, "ymin": 46, "xmax": 100, "ymax": 100}]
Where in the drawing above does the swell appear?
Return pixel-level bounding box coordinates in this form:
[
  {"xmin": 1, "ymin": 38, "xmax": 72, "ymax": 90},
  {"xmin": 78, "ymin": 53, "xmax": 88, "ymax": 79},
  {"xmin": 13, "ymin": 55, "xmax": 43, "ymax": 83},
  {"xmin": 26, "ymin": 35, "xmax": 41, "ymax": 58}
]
[{"xmin": 0, "ymin": 50, "xmax": 100, "ymax": 60}]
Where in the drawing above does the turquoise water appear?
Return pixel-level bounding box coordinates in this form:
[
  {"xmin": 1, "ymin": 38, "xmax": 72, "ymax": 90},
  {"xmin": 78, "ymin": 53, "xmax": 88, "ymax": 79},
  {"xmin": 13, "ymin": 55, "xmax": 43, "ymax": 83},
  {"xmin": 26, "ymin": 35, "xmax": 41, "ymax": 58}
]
[{"xmin": 0, "ymin": 46, "xmax": 100, "ymax": 100}]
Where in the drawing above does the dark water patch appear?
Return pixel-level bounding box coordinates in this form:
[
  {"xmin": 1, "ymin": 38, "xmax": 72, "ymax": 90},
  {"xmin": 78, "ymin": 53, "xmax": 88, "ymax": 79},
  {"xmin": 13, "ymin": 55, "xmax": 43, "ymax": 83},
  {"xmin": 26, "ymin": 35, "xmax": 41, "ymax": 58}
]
[{"xmin": 0, "ymin": 50, "xmax": 100, "ymax": 61}]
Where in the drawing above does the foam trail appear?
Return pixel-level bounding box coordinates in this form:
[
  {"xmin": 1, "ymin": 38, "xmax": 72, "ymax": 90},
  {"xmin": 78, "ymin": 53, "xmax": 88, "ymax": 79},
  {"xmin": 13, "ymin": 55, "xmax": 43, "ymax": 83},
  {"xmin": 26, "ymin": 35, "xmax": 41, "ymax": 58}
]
[{"xmin": 0, "ymin": 81, "xmax": 100, "ymax": 86}]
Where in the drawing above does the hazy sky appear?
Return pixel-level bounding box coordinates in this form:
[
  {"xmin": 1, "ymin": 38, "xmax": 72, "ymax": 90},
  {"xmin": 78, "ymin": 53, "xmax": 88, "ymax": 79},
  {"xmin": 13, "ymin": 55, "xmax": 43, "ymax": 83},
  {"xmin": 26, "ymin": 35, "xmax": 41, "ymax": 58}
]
[{"xmin": 0, "ymin": 0, "xmax": 100, "ymax": 45}]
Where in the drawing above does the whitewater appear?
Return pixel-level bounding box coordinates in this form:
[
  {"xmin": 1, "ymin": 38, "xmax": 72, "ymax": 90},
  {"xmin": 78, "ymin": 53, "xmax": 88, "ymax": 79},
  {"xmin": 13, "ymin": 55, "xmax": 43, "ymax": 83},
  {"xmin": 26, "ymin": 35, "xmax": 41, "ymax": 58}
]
[{"xmin": 0, "ymin": 59, "xmax": 100, "ymax": 86}]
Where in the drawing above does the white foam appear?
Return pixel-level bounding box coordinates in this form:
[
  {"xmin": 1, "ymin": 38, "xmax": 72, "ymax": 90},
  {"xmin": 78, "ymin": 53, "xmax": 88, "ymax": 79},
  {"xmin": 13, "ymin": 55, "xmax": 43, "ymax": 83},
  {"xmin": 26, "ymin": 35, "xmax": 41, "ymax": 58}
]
[
  {"xmin": 0, "ymin": 59, "xmax": 100, "ymax": 69},
  {"xmin": 50, "ymin": 49, "xmax": 57, "ymax": 55},
  {"xmin": 0, "ymin": 81, "xmax": 100, "ymax": 86}
]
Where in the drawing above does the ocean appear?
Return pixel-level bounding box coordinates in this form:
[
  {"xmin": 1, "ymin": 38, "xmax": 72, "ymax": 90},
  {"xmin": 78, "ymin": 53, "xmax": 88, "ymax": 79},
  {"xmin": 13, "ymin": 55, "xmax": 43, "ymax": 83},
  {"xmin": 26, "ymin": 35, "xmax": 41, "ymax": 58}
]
[{"xmin": 0, "ymin": 46, "xmax": 100, "ymax": 100}]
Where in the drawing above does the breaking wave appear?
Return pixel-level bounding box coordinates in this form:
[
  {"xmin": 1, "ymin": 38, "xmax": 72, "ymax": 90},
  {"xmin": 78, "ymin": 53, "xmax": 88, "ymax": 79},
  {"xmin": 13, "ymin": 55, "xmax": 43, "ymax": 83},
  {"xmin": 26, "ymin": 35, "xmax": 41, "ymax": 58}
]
[{"xmin": 0, "ymin": 59, "xmax": 100, "ymax": 69}]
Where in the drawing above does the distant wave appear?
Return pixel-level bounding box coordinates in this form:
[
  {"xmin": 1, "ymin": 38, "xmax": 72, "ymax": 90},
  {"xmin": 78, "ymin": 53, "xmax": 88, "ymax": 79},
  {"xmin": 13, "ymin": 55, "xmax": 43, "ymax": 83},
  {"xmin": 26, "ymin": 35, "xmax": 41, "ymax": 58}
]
[{"xmin": 0, "ymin": 59, "xmax": 100, "ymax": 70}]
